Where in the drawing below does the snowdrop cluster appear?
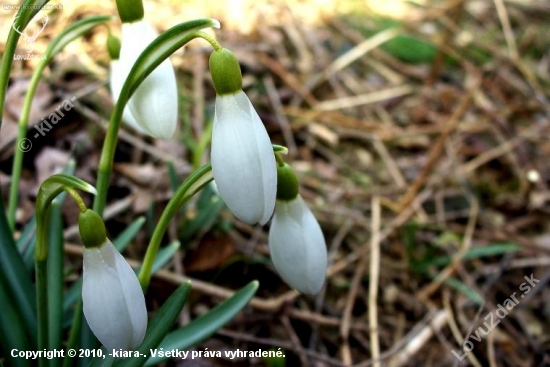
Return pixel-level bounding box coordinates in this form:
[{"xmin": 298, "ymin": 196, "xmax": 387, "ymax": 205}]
[
  {"xmin": 208, "ymin": 49, "xmax": 328, "ymax": 295},
  {"xmin": 84, "ymin": 2, "xmax": 328, "ymax": 353}
]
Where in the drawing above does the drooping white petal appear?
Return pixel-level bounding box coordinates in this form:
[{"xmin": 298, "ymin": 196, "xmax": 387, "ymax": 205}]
[
  {"xmin": 211, "ymin": 91, "xmax": 276, "ymax": 225},
  {"xmin": 269, "ymin": 196, "xmax": 327, "ymax": 295},
  {"xmin": 82, "ymin": 240, "xmax": 147, "ymax": 351},
  {"xmin": 118, "ymin": 19, "xmax": 178, "ymax": 139},
  {"xmin": 109, "ymin": 60, "xmax": 147, "ymax": 134}
]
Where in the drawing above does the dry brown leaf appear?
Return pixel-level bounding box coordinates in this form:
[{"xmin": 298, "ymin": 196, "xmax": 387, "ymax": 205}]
[{"xmin": 184, "ymin": 234, "xmax": 235, "ymax": 273}]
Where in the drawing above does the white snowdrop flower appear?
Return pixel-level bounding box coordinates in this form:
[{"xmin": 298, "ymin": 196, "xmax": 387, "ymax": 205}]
[
  {"xmin": 211, "ymin": 90, "xmax": 277, "ymax": 224},
  {"xmin": 79, "ymin": 209, "xmax": 147, "ymax": 351},
  {"xmin": 269, "ymin": 195, "xmax": 328, "ymax": 295},
  {"xmin": 109, "ymin": 58, "xmax": 147, "ymax": 135},
  {"xmin": 209, "ymin": 48, "xmax": 276, "ymax": 225},
  {"xmin": 116, "ymin": 19, "xmax": 178, "ymax": 138}
]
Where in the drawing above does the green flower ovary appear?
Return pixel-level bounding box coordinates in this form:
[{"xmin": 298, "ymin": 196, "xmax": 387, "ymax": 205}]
[
  {"xmin": 276, "ymin": 163, "xmax": 299, "ymax": 201},
  {"xmin": 209, "ymin": 48, "xmax": 243, "ymax": 96},
  {"xmin": 78, "ymin": 209, "xmax": 107, "ymax": 249}
]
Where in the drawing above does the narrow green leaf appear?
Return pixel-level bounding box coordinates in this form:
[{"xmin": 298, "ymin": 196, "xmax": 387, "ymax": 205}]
[
  {"xmin": 145, "ymin": 281, "xmax": 258, "ymax": 366},
  {"xmin": 151, "ymin": 241, "xmax": 180, "ymax": 274},
  {"xmin": 264, "ymin": 348, "xmax": 287, "ymax": 367},
  {"xmin": 183, "ymin": 186, "xmax": 223, "ymax": 240},
  {"xmin": 167, "ymin": 161, "xmax": 179, "ymax": 193},
  {"xmin": 0, "ymin": 272, "xmax": 31, "ymax": 367},
  {"xmin": 117, "ymin": 282, "xmax": 192, "ymax": 367},
  {"xmin": 429, "ymin": 243, "xmax": 520, "ymax": 269},
  {"xmin": 444, "ymin": 277, "xmax": 484, "ymax": 305},
  {"xmin": 46, "ymin": 15, "xmax": 112, "ymax": 57},
  {"xmin": 0, "ymin": 200, "xmax": 37, "ymax": 345},
  {"xmin": 382, "ymin": 34, "xmax": 437, "ymax": 64},
  {"xmin": 62, "ymin": 279, "xmax": 82, "ymax": 325},
  {"xmin": 16, "ymin": 215, "xmax": 36, "ymax": 253},
  {"xmin": 86, "ymin": 350, "xmax": 115, "ymax": 367},
  {"xmin": 146, "ymin": 203, "xmax": 156, "ymax": 239},
  {"xmin": 80, "ymin": 319, "xmax": 100, "ymax": 366},
  {"xmin": 112, "ymin": 216, "xmax": 146, "ymax": 252},
  {"xmin": 62, "ymin": 298, "xmax": 83, "ymax": 367},
  {"xmin": 191, "ymin": 119, "xmax": 213, "ymax": 170},
  {"xmin": 17, "ymin": 215, "xmax": 37, "ymax": 271}
]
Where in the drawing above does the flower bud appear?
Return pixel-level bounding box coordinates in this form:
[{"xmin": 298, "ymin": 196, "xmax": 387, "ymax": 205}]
[
  {"xmin": 107, "ymin": 34, "xmax": 120, "ymax": 60},
  {"xmin": 269, "ymin": 196, "xmax": 327, "ymax": 295}
]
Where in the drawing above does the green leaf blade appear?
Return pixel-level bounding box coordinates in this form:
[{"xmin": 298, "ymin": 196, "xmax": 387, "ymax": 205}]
[
  {"xmin": 47, "ymin": 15, "xmax": 113, "ymax": 57},
  {"xmin": 117, "ymin": 282, "xmax": 192, "ymax": 367},
  {"xmin": 145, "ymin": 281, "xmax": 258, "ymax": 366}
]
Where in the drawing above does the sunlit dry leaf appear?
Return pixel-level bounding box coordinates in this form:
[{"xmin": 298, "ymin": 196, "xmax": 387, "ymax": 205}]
[{"xmin": 185, "ymin": 234, "xmax": 235, "ymax": 273}]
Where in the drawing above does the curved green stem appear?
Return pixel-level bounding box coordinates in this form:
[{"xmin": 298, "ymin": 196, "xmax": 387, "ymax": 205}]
[
  {"xmin": 275, "ymin": 152, "xmax": 285, "ymax": 167},
  {"xmin": 194, "ymin": 31, "xmax": 221, "ymax": 51},
  {"xmin": 92, "ymin": 22, "xmax": 219, "ymax": 215},
  {"xmin": 138, "ymin": 163, "xmax": 213, "ymax": 290},
  {"xmin": 65, "ymin": 188, "xmax": 88, "ymax": 212},
  {"xmin": 34, "ymin": 175, "xmax": 96, "ymax": 363},
  {"xmin": 92, "ymin": 89, "xmax": 125, "ymax": 216},
  {"xmin": 0, "ymin": 0, "xmax": 50, "ymax": 130},
  {"xmin": 0, "ymin": 0, "xmax": 50, "ymax": 230},
  {"xmin": 8, "ymin": 62, "xmax": 48, "ymax": 229},
  {"xmin": 34, "ymin": 202, "xmax": 54, "ymax": 365},
  {"xmin": 8, "ymin": 14, "xmax": 111, "ymax": 229}
]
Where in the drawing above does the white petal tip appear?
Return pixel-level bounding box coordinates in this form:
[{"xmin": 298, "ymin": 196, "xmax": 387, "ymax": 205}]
[
  {"xmin": 211, "ymin": 19, "xmax": 221, "ymax": 29},
  {"xmin": 273, "ymin": 145, "xmax": 289, "ymax": 155},
  {"xmin": 87, "ymin": 184, "xmax": 98, "ymax": 195}
]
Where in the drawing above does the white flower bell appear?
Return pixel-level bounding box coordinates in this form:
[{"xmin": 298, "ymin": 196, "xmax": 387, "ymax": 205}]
[
  {"xmin": 268, "ymin": 162, "xmax": 327, "ymax": 295},
  {"xmin": 114, "ymin": 18, "xmax": 178, "ymax": 138},
  {"xmin": 79, "ymin": 210, "xmax": 147, "ymax": 351},
  {"xmin": 109, "ymin": 58, "xmax": 147, "ymax": 135},
  {"xmin": 209, "ymin": 49, "xmax": 276, "ymax": 225},
  {"xmin": 269, "ymin": 196, "xmax": 328, "ymax": 295}
]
